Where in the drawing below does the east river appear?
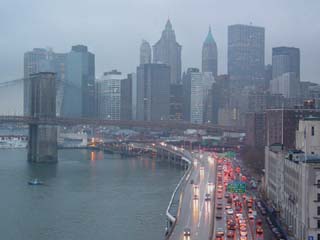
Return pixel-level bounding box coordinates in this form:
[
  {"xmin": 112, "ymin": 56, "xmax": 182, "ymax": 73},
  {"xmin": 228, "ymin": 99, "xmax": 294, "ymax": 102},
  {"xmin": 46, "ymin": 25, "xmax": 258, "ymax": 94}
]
[{"xmin": 0, "ymin": 149, "xmax": 183, "ymax": 240}]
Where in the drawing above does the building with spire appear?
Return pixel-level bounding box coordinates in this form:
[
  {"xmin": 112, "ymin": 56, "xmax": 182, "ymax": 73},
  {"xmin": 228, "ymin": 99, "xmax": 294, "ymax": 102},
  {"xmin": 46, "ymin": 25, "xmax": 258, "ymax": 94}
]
[
  {"xmin": 202, "ymin": 26, "xmax": 218, "ymax": 77},
  {"xmin": 140, "ymin": 40, "xmax": 151, "ymax": 65},
  {"xmin": 153, "ymin": 19, "xmax": 182, "ymax": 84}
]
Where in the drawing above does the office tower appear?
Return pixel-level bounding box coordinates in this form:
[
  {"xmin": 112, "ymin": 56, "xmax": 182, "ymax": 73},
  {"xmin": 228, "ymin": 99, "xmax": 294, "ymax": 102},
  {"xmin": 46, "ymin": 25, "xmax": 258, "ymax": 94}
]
[
  {"xmin": 64, "ymin": 45, "xmax": 95, "ymax": 118},
  {"xmin": 271, "ymin": 47, "xmax": 300, "ymax": 98},
  {"xmin": 270, "ymin": 72, "xmax": 300, "ymax": 98},
  {"xmin": 136, "ymin": 63, "xmax": 170, "ymax": 121},
  {"xmin": 52, "ymin": 53, "xmax": 67, "ymax": 116},
  {"xmin": 245, "ymin": 112, "xmax": 266, "ymax": 147},
  {"xmin": 182, "ymin": 68, "xmax": 214, "ymax": 124},
  {"xmin": 130, "ymin": 73, "xmax": 138, "ymax": 120},
  {"xmin": 169, "ymin": 84, "xmax": 183, "ymax": 120},
  {"xmin": 153, "ymin": 19, "xmax": 182, "ymax": 84},
  {"xmin": 96, "ymin": 70, "xmax": 123, "ymax": 120},
  {"xmin": 228, "ymin": 24, "xmax": 265, "ymax": 88},
  {"xmin": 120, "ymin": 74, "xmax": 133, "ymax": 120},
  {"xmin": 264, "ymin": 64, "xmax": 272, "ymax": 90},
  {"xmin": 272, "ymin": 47, "xmax": 300, "ymax": 80},
  {"xmin": 202, "ymin": 26, "xmax": 218, "ymax": 77},
  {"xmin": 140, "ymin": 40, "xmax": 152, "ymax": 65},
  {"xmin": 23, "ymin": 48, "xmax": 54, "ymax": 115},
  {"xmin": 211, "ymin": 74, "xmax": 231, "ymax": 124}
]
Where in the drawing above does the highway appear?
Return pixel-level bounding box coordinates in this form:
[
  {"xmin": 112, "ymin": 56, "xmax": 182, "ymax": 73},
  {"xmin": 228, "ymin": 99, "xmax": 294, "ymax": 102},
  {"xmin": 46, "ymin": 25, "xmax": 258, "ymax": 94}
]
[
  {"xmin": 168, "ymin": 151, "xmax": 269, "ymax": 240},
  {"xmin": 169, "ymin": 152, "xmax": 217, "ymax": 240}
]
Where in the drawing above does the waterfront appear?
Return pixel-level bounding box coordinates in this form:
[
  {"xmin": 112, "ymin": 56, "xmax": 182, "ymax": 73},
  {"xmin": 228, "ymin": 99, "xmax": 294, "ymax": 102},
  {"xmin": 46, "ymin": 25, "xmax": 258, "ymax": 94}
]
[{"xmin": 0, "ymin": 149, "xmax": 183, "ymax": 240}]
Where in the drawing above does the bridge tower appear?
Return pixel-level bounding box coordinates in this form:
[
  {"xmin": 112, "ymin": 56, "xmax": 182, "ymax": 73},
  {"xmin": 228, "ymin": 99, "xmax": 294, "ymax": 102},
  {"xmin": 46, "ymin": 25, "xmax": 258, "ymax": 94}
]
[{"xmin": 27, "ymin": 72, "xmax": 57, "ymax": 163}]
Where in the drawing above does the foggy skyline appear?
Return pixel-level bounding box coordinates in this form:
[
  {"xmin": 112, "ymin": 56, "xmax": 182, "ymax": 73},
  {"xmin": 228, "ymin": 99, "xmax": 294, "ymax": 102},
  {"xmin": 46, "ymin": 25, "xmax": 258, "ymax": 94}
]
[{"xmin": 1, "ymin": 0, "xmax": 320, "ymax": 82}]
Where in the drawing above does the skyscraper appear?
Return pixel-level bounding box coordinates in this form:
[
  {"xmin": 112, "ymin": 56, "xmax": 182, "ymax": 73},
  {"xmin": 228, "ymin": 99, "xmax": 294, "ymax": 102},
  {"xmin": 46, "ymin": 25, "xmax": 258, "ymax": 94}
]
[
  {"xmin": 64, "ymin": 45, "xmax": 95, "ymax": 118},
  {"xmin": 136, "ymin": 63, "xmax": 170, "ymax": 121},
  {"xmin": 272, "ymin": 47, "xmax": 300, "ymax": 80},
  {"xmin": 52, "ymin": 53, "xmax": 67, "ymax": 116},
  {"xmin": 120, "ymin": 74, "xmax": 133, "ymax": 120},
  {"xmin": 228, "ymin": 24, "xmax": 265, "ymax": 88},
  {"xmin": 23, "ymin": 48, "xmax": 54, "ymax": 115},
  {"xmin": 96, "ymin": 70, "xmax": 123, "ymax": 120},
  {"xmin": 153, "ymin": 19, "xmax": 182, "ymax": 84},
  {"xmin": 271, "ymin": 47, "xmax": 300, "ymax": 98},
  {"xmin": 140, "ymin": 40, "xmax": 151, "ymax": 65},
  {"xmin": 182, "ymin": 68, "xmax": 214, "ymax": 124},
  {"xmin": 202, "ymin": 26, "xmax": 218, "ymax": 77}
]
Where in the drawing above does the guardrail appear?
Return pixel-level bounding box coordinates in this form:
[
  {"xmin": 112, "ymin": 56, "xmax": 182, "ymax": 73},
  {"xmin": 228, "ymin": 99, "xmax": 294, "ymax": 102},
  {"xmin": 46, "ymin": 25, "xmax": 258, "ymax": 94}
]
[{"xmin": 158, "ymin": 145, "xmax": 193, "ymax": 239}]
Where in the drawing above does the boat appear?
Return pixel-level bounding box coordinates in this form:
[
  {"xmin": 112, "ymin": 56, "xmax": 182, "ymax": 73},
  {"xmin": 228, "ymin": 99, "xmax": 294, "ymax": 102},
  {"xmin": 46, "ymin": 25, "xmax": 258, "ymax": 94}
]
[
  {"xmin": 28, "ymin": 178, "xmax": 43, "ymax": 185},
  {"xmin": 0, "ymin": 136, "xmax": 27, "ymax": 149}
]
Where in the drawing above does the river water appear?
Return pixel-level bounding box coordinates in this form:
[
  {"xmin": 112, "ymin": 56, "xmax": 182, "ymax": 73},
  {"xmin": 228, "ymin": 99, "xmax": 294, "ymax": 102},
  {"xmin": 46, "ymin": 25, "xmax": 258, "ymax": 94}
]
[{"xmin": 0, "ymin": 149, "xmax": 183, "ymax": 240}]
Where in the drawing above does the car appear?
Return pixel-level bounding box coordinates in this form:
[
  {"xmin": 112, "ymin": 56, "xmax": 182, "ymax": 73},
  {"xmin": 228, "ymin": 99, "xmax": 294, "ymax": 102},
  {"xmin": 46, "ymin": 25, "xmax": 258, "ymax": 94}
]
[
  {"xmin": 183, "ymin": 228, "xmax": 191, "ymax": 237},
  {"xmin": 240, "ymin": 231, "xmax": 247, "ymax": 237},
  {"xmin": 217, "ymin": 203, "xmax": 223, "ymax": 209},
  {"xmin": 227, "ymin": 222, "xmax": 236, "ymax": 230},
  {"xmin": 225, "ymin": 205, "xmax": 231, "ymax": 210},
  {"xmin": 217, "ymin": 194, "xmax": 223, "ymax": 199},
  {"xmin": 256, "ymin": 226, "xmax": 263, "ymax": 234},
  {"xmin": 256, "ymin": 219, "xmax": 263, "ymax": 226},
  {"xmin": 216, "ymin": 228, "xmax": 224, "ymax": 236},
  {"xmin": 239, "ymin": 225, "xmax": 247, "ymax": 232},
  {"xmin": 248, "ymin": 214, "xmax": 254, "ymax": 220},
  {"xmin": 205, "ymin": 193, "xmax": 211, "ymax": 201},
  {"xmin": 227, "ymin": 230, "xmax": 235, "ymax": 238},
  {"xmin": 193, "ymin": 184, "xmax": 199, "ymax": 195},
  {"xmin": 216, "ymin": 212, "xmax": 222, "ymax": 219},
  {"xmin": 226, "ymin": 209, "xmax": 234, "ymax": 215},
  {"xmin": 240, "ymin": 237, "xmax": 247, "ymax": 240}
]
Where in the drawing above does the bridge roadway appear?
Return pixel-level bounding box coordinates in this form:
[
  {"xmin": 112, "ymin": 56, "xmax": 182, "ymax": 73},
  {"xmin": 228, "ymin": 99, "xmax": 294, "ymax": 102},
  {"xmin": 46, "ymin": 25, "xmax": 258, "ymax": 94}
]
[
  {"xmin": 0, "ymin": 115, "xmax": 243, "ymax": 132},
  {"xmin": 169, "ymin": 151, "xmax": 217, "ymax": 240}
]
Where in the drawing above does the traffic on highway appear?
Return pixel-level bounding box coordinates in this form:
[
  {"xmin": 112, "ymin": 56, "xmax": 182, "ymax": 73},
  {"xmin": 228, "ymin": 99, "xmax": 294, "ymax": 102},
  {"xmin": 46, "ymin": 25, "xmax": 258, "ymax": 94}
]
[{"xmin": 176, "ymin": 150, "xmax": 281, "ymax": 240}]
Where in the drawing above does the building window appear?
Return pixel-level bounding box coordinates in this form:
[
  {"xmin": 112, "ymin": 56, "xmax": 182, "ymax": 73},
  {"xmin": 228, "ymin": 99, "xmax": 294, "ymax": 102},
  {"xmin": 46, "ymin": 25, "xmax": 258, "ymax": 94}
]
[
  {"xmin": 312, "ymin": 126, "xmax": 315, "ymax": 136},
  {"xmin": 318, "ymin": 206, "xmax": 320, "ymax": 215},
  {"xmin": 318, "ymin": 179, "xmax": 320, "ymax": 188},
  {"xmin": 318, "ymin": 233, "xmax": 320, "ymax": 240},
  {"xmin": 318, "ymin": 193, "xmax": 320, "ymax": 202},
  {"xmin": 318, "ymin": 220, "xmax": 320, "ymax": 228}
]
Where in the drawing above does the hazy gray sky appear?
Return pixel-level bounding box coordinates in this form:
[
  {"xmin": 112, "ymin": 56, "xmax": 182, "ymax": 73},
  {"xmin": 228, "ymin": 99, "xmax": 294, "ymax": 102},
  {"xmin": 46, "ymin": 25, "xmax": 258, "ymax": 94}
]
[{"xmin": 1, "ymin": 0, "xmax": 320, "ymax": 82}]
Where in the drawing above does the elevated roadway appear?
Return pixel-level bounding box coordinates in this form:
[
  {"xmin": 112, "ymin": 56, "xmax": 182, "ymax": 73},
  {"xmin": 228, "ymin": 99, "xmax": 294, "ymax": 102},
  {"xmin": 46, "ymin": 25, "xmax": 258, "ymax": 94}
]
[
  {"xmin": 169, "ymin": 151, "xmax": 217, "ymax": 240},
  {"xmin": 0, "ymin": 115, "xmax": 243, "ymax": 133}
]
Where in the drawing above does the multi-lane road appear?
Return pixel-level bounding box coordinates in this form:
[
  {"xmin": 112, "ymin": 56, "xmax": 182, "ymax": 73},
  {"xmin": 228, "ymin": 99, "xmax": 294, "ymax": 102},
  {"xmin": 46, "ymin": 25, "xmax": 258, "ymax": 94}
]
[
  {"xmin": 169, "ymin": 152, "xmax": 216, "ymax": 240},
  {"xmin": 169, "ymin": 150, "xmax": 271, "ymax": 240}
]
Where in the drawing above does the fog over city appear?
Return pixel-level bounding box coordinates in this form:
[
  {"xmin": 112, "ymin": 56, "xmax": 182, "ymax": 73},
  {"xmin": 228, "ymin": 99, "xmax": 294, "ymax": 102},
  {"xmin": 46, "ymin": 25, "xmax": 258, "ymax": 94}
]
[
  {"xmin": 1, "ymin": 0, "xmax": 320, "ymax": 82},
  {"xmin": 3, "ymin": 1, "xmax": 320, "ymax": 240}
]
